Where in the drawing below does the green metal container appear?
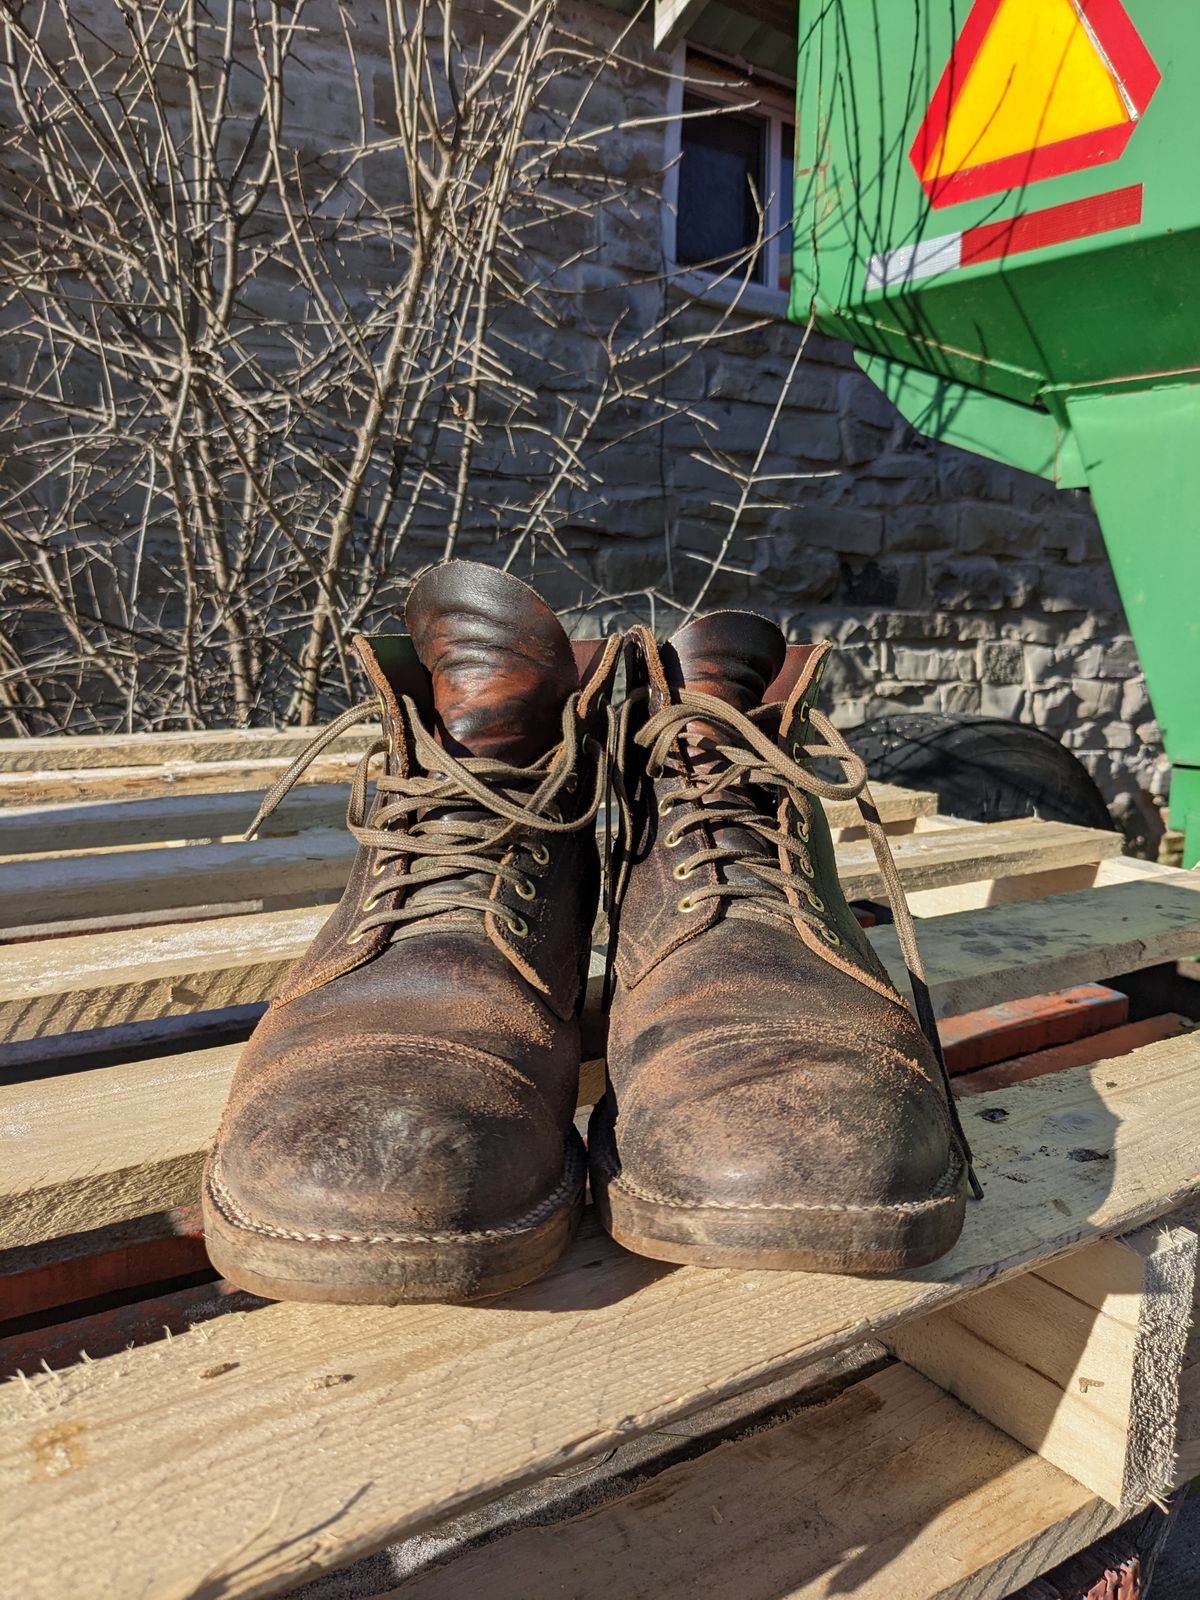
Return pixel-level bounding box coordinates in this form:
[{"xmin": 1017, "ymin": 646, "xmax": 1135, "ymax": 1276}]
[{"xmin": 790, "ymin": 0, "xmax": 1200, "ymax": 861}]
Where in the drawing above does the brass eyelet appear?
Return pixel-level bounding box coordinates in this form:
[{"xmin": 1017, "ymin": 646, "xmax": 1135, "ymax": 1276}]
[
  {"xmin": 791, "ymin": 742, "xmax": 803, "ymax": 760},
  {"xmin": 806, "ymin": 892, "xmax": 825, "ymax": 913},
  {"xmin": 656, "ymin": 796, "xmax": 673, "ymax": 817},
  {"xmin": 529, "ymin": 842, "xmax": 550, "ymax": 865},
  {"xmin": 371, "ymin": 857, "xmax": 389, "ymax": 877},
  {"xmin": 821, "ymin": 926, "xmax": 842, "ymax": 946},
  {"xmin": 514, "ymin": 878, "xmax": 537, "ymax": 901},
  {"xmin": 797, "ymin": 823, "xmax": 810, "ymax": 843},
  {"xmin": 677, "ymin": 895, "xmax": 698, "ymax": 914},
  {"xmin": 672, "ymin": 861, "xmax": 693, "ymax": 881},
  {"xmin": 800, "ymin": 857, "xmax": 816, "ymax": 879},
  {"xmin": 345, "ymin": 927, "xmax": 367, "ymax": 946},
  {"xmin": 663, "ymin": 829, "xmax": 683, "ymax": 849},
  {"xmin": 507, "ymin": 914, "xmax": 529, "ymax": 939},
  {"xmin": 361, "ymin": 890, "xmax": 384, "ymax": 914},
  {"xmin": 800, "ymin": 700, "xmax": 812, "ymax": 720}
]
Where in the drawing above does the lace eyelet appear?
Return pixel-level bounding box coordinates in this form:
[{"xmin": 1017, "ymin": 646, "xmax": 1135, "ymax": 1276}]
[
  {"xmin": 801, "ymin": 700, "xmax": 812, "ymax": 720},
  {"xmin": 371, "ymin": 856, "xmax": 392, "ymax": 877},
  {"xmin": 677, "ymin": 895, "xmax": 698, "ymax": 914},
  {"xmin": 821, "ymin": 926, "xmax": 842, "ymax": 946},
  {"xmin": 345, "ymin": 927, "xmax": 368, "ymax": 946},
  {"xmin": 514, "ymin": 878, "xmax": 537, "ymax": 901},
  {"xmin": 507, "ymin": 914, "xmax": 529, "ymax": 939},
  {"xmin": 806, "ymin": 892, "xmax": 825, "ymax": 913},
  {"xmin": 656, "ymin": 797, "xmax": 673, "ymax": 817},
  {"xmin": 361, "ymin": 890, "xmax": 384, "ymax": 914},
  {"xmin": 791, "ymin": 742, "xmax": 803, "ymax": 760},
  {"xmin": 663, "ymin": 829, "xmax": 683, "ymax": 849},
  {"xmin": 529, "ymin": 842, "xmax": 550, "ymax": 865},
  {"xmin": 799, "ymin": 857, "xmax": 816, "ymax": 879},
  {"xmin": 672, "ymin": 861, "xmax": 693, "ymax": 882}
]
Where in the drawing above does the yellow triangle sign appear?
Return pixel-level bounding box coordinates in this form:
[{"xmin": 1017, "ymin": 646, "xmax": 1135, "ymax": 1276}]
[
  {"xmin": 922, "ymin": 0, "xmax": 1128, "ymax": 181},
  {"xmin": 910, "ymin": 0, "xmax": 1160, "ymax": 206}
]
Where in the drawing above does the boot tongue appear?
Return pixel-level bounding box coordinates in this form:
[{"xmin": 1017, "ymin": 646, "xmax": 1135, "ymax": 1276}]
[
  {"xmin": 405, "ymin": 562, "xmax": 578, "ymax": 764},
  {"xmin": 663, "ymin": 610, "xmax": 786, "ymax": 728}
]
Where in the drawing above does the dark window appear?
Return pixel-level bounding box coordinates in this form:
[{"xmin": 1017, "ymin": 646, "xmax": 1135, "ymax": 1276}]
[
  {"xmin": 676, "ymin": 93, "xmax": 768, "ymax": 284},
  {"xmin": 778, "ymin": 121, "xmax": 794, "ymax": 292}
]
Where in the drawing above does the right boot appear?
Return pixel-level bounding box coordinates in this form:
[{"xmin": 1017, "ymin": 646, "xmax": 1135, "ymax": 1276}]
[{"xmin": 202, "ymin": 561, "xmax": 617, "ymax": 1304}]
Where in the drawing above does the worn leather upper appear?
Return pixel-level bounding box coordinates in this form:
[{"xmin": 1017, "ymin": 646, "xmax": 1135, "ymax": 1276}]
[
  {"xmin": 210, "ymin": 562, "xmax": 615, "ymax": 1241},
  {"xmin": 603, "ymin": 616, "xmax": 960, "ymax": 1216}
]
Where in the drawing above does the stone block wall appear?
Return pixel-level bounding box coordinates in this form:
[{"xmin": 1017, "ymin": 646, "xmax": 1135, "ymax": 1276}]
[
  {"xmin": 7, "ymin": 0, "xmax": 1168, "ymax": 849},
  {"xmin": 504, "ymin": 2, "xmax": 1168, "ymax": 853}
]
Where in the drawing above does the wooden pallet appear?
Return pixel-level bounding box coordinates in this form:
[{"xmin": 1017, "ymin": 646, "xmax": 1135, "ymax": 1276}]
[{"xmin": 1, "ymin": 725, "xmax": 1198, "ymax": 1600}]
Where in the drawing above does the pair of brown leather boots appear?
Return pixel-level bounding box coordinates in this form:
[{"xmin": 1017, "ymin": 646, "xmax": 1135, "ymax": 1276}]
[{"xmin": 203, "ymin": 562, "xmax": 975, "ymax": 1304}]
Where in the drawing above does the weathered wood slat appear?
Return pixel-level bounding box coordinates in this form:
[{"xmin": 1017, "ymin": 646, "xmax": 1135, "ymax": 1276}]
[
  {"xmin": 890, "ymin": 1220, "xmax": 1197, "ymax": 1508},
  {"xmin": 0, "ymin": 786, "xmax": 349, "ymax": 856},
  {"xmin": 4, "ymin": 863, "xmax": 1195, "ymax": 1049},
  {"xmin": 0, "ymin": 817, "xmax": 1119, "ymax": 935},
  {"xmin": 1, "ymin": 1042, "xmax": 1196, "ymax": 1600},
  {"xmin": 0, "ymin": 752, "xmax": 364, "ymax": 808},
  {"xmin": 0, "ymin": 725, "xmax": 379, "ymax": 772},
  {"xmin": 384, "ymin": 1362, "xmax": 1123, "ymax": 1600},
  {"xmin": 0, "ymin": 781, "xmax": 935, "ymax": 858},
  {"xmin": 0, "ymin": 830, "xmax": 349, "ymax": 931},
  {"xmin": 872, "ymin": 867, "xmax": 1200, "ymax": 1020}
]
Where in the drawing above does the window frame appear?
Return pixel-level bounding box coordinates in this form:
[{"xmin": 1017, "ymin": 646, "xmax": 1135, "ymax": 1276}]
[{"xmin": 662, "ymin": 45, "xmax": 797, "ymax": 317}]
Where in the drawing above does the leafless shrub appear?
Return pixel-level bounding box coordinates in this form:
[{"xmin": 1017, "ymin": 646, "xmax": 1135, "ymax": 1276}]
[{"xmin": 0, "ymin": 0, "xmax": 799, "ymax": 732}]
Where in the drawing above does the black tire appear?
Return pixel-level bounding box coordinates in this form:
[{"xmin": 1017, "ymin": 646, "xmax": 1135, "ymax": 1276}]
[{"xmin": 847, "ymin": 711, "xmax": 1114, "ymax": 830}]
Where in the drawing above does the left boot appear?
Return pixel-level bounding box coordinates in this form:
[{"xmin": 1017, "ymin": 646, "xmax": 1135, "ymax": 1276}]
[
  {"xmin": 203, "ymin": 561, "xmax": 618, "ymax": 1304},
  {"xmin": 590, "ymin": 615, "xmax": 977, "ymax": 1274}
]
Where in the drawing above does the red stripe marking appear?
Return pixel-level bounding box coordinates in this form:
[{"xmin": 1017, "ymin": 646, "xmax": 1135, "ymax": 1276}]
[
  {"xmin": 960, "ymin": 183, "xmax": 1142, "ymax": 263},
  {"xmin": 1080, "ymin": 0, "xmax": 1162, "ymax": 112},
  {"xmin": 924, "ymin": 124, "xmax": 1136, "ymax": 207}
]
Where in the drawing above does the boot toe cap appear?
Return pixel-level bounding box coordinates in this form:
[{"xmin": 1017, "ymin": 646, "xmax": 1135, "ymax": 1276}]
[
  {"xmin": 613, "ymin": 1025, "xmax": 956, "ymax": 1213},
  {"xmin": 212, "ymin": 1035, "xmax": 567, "ymax": 1240}
]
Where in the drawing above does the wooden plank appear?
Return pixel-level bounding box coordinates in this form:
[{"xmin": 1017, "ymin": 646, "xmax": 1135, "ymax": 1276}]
[
  {"xmin": 890, "ymin": 1220, "xmax": 1197, "ymax": 1507},
  {"xmin": 0, "ymin": 783, "xmax": 935, "ymax": 858},
  {"xmin": 0, "ymin": 1044, "xmax": 604, "ymax": 1249},
  {"xmin": 383, "ymin": 1364, "xmax": 1122, "ymax": 1600},
  {"xmin": 939, "ymin": 985, "xmax": 1129, "ymax": 1076},
  {"xmin": 0, "ymin": 1042, "xmax": 1197, "ymax": 1600},
  {"xmin": 0, "ymin": 725, "xmax": 378, "ymax": 772},
  {"xmin": 5, "ymin": 867, "xmax": 1200, "ymax": 1049},
  {"xmin": 870, "ymin": 871, "xmax": 1200, "ymax": 1021},
  {"xmin": 0, "ymin": 817, "xmax": 1118, "ymax": 937},
  {"xmin": 0, "ymin": 786, "xmax": 350, "ymax": 857},
  {"xmin": 0, "ymin": 1043, "xmax": 236, "ymax": 1247},
  {"xmin": 0, "ymin": 752, "xmax": 364, "ymax": 808},
  {"xmin": 955, "ymin": 1014, "xmax": 1196, "ymax": 1098},
  {"xmin": 0, "ymin": 830, "xmax": 351, "ymax": 931}
]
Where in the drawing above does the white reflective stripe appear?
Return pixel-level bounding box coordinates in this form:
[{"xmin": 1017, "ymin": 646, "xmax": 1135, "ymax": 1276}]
[{"xmin": 865, "ymin": 231, "xmax": 962, "ymax": 291}]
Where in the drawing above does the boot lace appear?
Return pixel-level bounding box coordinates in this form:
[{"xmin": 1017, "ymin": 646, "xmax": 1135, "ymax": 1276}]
[
  {"xmin": 244, "ymin": 696, "xmax": 607, "ymax": 945},
  {"xmin": 620, "ymin": 687, "xmax": 982, "ymax": 1200}
]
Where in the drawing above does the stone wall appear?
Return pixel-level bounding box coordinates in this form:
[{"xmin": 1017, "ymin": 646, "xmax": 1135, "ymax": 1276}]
[
  {"xmin": 496, "ymin": 2, "xmax": 1168, "ymax": 853},
  {"xmin": 6, "ymin": 0, "xmax": 1167, "ymax": 849}
]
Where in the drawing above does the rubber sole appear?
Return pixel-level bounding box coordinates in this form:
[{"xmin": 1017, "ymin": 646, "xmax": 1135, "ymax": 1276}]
[
  {"xmin": 202, "ymin": 1132, "xmax": 587, "ymax": 1305},
  {"xmin": 587, "ymin": 1097, "xmax": 967, "ymax": 1274}
]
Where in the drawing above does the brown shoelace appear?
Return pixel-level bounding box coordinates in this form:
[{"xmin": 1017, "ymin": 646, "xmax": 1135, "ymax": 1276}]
[
  {"xmin": 245, "ymin": 695, "xmax": 607, "ymax": 945},
  {"xmin": 616, "ymin": 687, "xmax": 982, "ymax": 1199}
]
